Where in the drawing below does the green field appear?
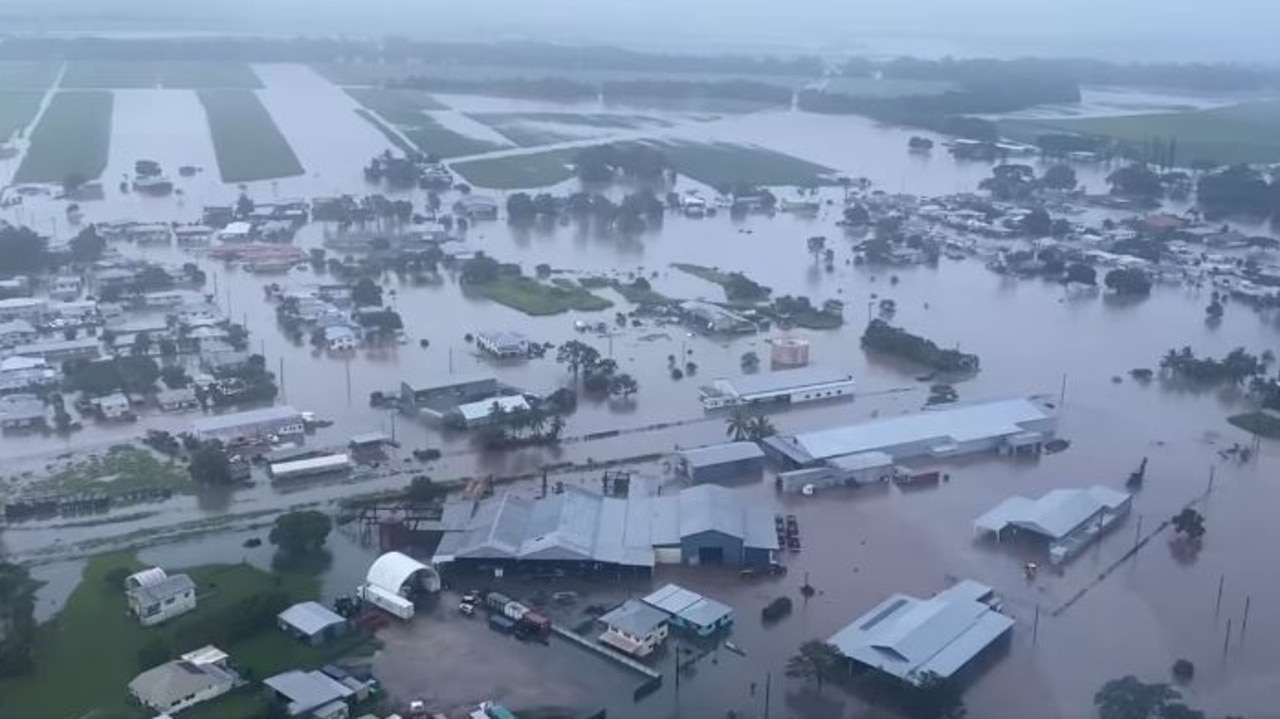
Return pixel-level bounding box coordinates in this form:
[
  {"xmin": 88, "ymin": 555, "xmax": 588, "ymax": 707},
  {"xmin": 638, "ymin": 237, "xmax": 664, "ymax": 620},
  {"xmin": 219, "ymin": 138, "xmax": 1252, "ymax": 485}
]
[
  {"xmin": 1, "ymin": 445, "xmax": 189, "ymax": 500},
  {"xmin": 473, "ymin": 275, "xmax": 614, "ymax": 315},
  {"xmin": 398, "ymin": 115, "xmax": 502, "ymax": 159},
  {"xmin": 450, "ymin": 147, "xmax": 581, "ymax": 189},
  {"xmin": 13, "ymin": 91, "xmax": 113, "ymax": 184},
  {"xmin": 198, "ymin": 89, "xmax": 304, "ymax": 182},
  {"xmin": 0, "ymin": 553, "xmax": 359, "ymax": 719},
  {"xmin": 0, "ymin": 91, "xmax": 44, "ymax": 143},
  {"xmin": 0, "ymin": 61, "xmax": 60, "ymax": 89},
  {"xmin": 344, "ymin": 87, "xmax": 448, "ymax": 121},
  {"xmin": 657, "ymin": 140, "xmax": 837, "ymax": 188},
  {"xmin": 61, "ymin": 61, "xmax": 262, "ymax": 89},
  {"xmin": 316, "ymin": 61, "xmax": 809, "ymax": 89},
  {"xmin": 1002, "ymin": 101, "xmax": 1280, "ymax": 165},
  {"xmin": 821, "ymin": 76, "xmax": 956, "ymax": 98},
  {"xmin": 467, "ymin": 112, "xmax": 671, "ymax": 147},
  {"xmin": 355, "ymin": 108, "xmax": 417, "ymax": 155}
]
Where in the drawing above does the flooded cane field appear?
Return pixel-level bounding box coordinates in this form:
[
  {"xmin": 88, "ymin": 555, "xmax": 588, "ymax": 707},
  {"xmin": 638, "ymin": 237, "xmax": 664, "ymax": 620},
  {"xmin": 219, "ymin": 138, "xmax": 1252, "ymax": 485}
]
[{"xmin": 3, "ymin": 61, "xmax": 1280, "ymax": 719}]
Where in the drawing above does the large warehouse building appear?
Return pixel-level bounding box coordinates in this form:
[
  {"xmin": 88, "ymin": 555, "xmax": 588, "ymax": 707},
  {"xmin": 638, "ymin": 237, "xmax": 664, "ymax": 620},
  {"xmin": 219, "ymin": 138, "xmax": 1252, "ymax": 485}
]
[
  {"xmin": 828, "ymin": 579, "xmax": 1014, "ymax": 686},
  {"xmin": 191, "ymin": 405, "xmax": 304, "ymax": 443},
  {"xmin": 432, "ymin": 484, "xmax": 777, "ymax": 571},
  {"xmin": 974, "ymin": 485, "xmax": 1132, "ymax": 565},
  {"xmin": 698, "ymin": 366, "xmax": 855, "ymax": 410},
  {"xmin": 764, "ymin": 395, "xmax": 1058, "ymax": 468}
]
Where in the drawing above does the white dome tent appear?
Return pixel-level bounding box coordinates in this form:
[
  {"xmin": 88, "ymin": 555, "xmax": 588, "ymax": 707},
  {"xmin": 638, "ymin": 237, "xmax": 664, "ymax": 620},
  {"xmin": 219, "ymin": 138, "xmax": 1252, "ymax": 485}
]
[{"xmin": 358, "ymin": 552, "xmax": 440, "ymax": 620}]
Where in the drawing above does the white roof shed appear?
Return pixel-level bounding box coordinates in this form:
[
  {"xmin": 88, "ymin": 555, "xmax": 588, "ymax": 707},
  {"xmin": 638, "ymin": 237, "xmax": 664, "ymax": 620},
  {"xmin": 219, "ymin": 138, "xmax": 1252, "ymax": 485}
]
[{"xmin": 974, "ymin": 485, "xmax": 1131, "ymax": 540}]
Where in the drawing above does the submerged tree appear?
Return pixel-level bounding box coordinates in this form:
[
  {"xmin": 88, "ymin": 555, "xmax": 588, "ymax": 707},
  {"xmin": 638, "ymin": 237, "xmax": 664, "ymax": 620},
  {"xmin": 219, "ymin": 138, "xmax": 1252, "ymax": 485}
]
[{"xmin": 784, "ymin": 640, "xmax": 845, "ymax": 695}]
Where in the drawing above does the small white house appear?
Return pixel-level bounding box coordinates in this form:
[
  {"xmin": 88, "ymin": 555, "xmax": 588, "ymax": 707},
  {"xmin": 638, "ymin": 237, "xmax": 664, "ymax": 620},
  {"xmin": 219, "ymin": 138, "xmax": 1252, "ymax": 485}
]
[
  {"xmin": 98, "ymin": 392, "xmax": 131, "ymax": 420},
  {"xmin": 0, "ymin": 320, "xmax": 37, "ymax": 349},
  {"xmin": 598, "ymin": 599, "xmax": 669, "ymax": 657},
  {"xmin": 125, "ymin": 567, "xmax": 197, "ymax": 626},
  {"xmin": 48, "ymin": 275, "xmax": 83, "ymax": 300},
  {"xmin": 476, "ymin": 331, "xmax": 530, "ymax": 359},
  {"xmin": 157, "ymin": 388, "xmax": 200, "ymax": 413},
  {"xmin": 325, "ymin": 325, "xmax": 359, "ymax": 351},
  {"xmin": 129, "ymin": 646, "xmax": 236, "ymax": 715}
]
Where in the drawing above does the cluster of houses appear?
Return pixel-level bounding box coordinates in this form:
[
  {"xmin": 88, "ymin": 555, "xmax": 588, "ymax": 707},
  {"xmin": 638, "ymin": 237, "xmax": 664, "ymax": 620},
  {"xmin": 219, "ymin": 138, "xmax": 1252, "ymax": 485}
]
[
  {"xmin": 0, "ymin": 256, "xmax": 268, "ymax": 430},
  {"xmin": 272, "ymin": 283, "xmax": 377, "ymax": 351},
  {"xmin": 598, "ymin": 584, "xmax": 734, "ymax": 657},
  {"xmin": 121, "ymin": 565, "xmax": 381, "ymax": 719}
]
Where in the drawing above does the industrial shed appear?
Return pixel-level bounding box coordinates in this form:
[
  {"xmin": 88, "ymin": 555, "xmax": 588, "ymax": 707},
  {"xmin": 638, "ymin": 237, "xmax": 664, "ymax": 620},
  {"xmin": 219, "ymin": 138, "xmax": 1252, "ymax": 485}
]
[
  {"xmin": 829, "ymin": 580, "xmax": 1013, "ymax": 685},
  {"xmin": 651, "ymin": 484, "xmax": 777, "ymax": 568},
  {"xmin": 678, "ymin": 441, "xmax": 765, "ymax": 484},
  {"xmin": 642, "ymin": 584, "xmax": 734, "ymax": 636},
  {"xmin": 764, "ymin": 396, "xmax": 1058, "ymax": 468},
  {"xmin": 191, "ymin": 405, "xmax": 304, "ymax": 442},
  {"xmin": 432, "ymin": 484, "xmax": 777, "ymax": 572},
  {"xmin": 365, "ymin": 551, "xmax": 441, "ymax": 596},
  {"xmin": 278, "ymin": 602, "xmax": 348, "ymax": 645},
  {"xmin": 974, "ymin": 485, "xmax": 1131, "ymax": 564}
]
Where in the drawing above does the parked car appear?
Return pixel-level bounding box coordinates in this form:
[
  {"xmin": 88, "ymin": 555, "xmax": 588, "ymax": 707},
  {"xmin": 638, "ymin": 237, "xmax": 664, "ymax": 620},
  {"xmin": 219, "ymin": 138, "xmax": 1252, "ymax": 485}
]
[{"xmin": 459, "ymin": 602, "xmax": 476, "ymax": 617}]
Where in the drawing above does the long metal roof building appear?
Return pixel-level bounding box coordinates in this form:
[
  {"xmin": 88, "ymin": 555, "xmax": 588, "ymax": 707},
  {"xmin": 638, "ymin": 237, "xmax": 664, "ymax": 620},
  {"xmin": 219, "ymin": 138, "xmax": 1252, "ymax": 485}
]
[
  {"xmin": 765, "ymin": 396, "xmax": 1057, "ymax": 465},
  {"xmin": 828, "ymin": 580, "xmax": 1013, "ymax": 685},
  {"xmin": 974, "ymin": 486, "xmax": 1131, "ymax": 540},
  {"xmin": 432, "ymin": 484, "xmax": 776, "ymax": 568}
]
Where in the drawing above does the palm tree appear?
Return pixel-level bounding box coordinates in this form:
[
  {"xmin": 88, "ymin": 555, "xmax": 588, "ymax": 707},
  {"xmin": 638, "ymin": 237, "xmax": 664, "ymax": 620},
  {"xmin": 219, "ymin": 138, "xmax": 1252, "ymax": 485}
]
[
  {"xmin": 785, "ymin": 641, "xmax": 845, "ymax": 695},
  {"xmin": 525, "ymin": 405, "xmax": 549, "ymax": 439},
  {"xmin": 746, "ymin": 414, "xmax": 777, "ymax": 441},
  {"xmin": 726, "ymin": 411, "xmax": 750, "ymax": 441},
  {"xmin": 547, "ymin": 414, "xmax": 566, "ymax": 441}
]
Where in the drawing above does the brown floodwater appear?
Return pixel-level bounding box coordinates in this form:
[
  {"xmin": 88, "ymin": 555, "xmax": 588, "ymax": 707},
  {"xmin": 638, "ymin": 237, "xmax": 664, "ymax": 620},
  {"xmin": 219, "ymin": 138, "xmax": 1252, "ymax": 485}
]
[{"xmin": 3, "ymin": 65, "xmax": 1280, "ymax": 719}]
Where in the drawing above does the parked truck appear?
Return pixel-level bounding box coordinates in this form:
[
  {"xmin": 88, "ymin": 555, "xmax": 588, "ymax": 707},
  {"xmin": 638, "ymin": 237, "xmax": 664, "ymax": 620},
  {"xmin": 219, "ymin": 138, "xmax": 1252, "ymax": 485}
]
[
  {"xmin": 485, "ymin": 592, "xmax": 511, "ymax": 612},
  {"xmin": 488, "ymin": 614, "xmax": 517, "ymax": 634},
  {"xmin": 502, "ymin": 601, "xmax": 529, "ymax": 622},
  {"xmin": 520, "ymin": 610, "xmax": 551, "ymax": 636}
]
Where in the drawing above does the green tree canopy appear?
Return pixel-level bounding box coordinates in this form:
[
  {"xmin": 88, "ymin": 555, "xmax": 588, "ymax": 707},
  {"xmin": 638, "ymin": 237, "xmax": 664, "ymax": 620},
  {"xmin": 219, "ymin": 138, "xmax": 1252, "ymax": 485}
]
[{"xmin": 268, "ymin": 510, "xmax": 333, "ymax": 554}]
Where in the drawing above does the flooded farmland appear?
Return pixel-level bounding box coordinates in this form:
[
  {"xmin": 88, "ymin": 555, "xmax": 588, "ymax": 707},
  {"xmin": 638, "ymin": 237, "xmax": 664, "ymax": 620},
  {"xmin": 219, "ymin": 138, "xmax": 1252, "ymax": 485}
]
[{"xmin": 3, "ymin": 62, "xmax": 1280, "ymax": 719}]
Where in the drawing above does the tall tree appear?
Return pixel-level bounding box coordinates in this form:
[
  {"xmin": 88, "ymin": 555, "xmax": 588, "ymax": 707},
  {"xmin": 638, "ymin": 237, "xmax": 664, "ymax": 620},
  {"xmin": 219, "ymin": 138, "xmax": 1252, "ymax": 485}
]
[
  {"xmin": 785, "ymin": 640, "xmax": 845, "ymax": 695},
  {"xmin": 189, "ymin": 441, "xmax": 233, "ymax": 485},
  {"xmin": 556, "ymin": 340, "xmax": 601, "ymax": 380},
  {"xmin": 726, "ymin": 411, "xmax": 750, "ymax": 441},
  {"xmin": 268, "ymin": 510, "xmax": 333, "ymax": 554}
]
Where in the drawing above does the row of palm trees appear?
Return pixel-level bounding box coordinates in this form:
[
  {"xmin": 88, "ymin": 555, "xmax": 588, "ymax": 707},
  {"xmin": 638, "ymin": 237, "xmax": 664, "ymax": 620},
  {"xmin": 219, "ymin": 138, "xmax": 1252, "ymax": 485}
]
[
  {"xmin": 725, "ymin": 410, "xmax": 777, "ymax": 442},
  {"xmin": 480, "ymin": 401, "xmax": 566, "ymax": 448}
]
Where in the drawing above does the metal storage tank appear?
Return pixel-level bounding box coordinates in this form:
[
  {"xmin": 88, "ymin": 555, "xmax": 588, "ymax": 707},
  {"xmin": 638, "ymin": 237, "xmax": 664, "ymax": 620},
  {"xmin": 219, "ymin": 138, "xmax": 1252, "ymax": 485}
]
[{"xmin": 770, "ymin": 337, "xmax": 810, "ymax": 367}]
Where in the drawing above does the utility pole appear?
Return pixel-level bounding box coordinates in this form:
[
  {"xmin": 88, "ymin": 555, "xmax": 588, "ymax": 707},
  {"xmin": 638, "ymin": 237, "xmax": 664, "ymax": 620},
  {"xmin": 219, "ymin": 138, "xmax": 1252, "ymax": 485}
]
[
  {"xmin": 1032, "ymin": 604, "xmax": 1041, "ymax": 646},
  {"xmin": 1214, "ymin": 574, "xmax": 1225, "ymax": 621},
  {"xmin": 763, "ymin": 671, "xmax": 772, "ymax": 719},
  {"xmin": 1059, "ymin": 372, "xmax": 1068, "ymax": 406},
  {"xmin": 1241, "ymin": 595, "xmax": 1251, "ymax": 642},
  {"xmin": 1223, "ymin": 618, "xmax": 1232, "ymax": 657},
  {"xmin": 1133, "ymin": 514, "xmax": 1143, "ymax": 551}
]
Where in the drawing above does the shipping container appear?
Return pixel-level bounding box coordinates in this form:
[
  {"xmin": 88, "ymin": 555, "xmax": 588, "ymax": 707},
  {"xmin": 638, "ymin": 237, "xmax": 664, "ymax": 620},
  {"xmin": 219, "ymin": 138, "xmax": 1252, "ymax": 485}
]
[
  {"xmin": 358, "ymin": 584, "xmax": 415, "ymax": 620},
  {"xmin": 521, "ymin": 611, "xmax": 551, "ymax": 633},
  {"xmin": 488, "ymin": 614, "xmax": 517, "ymax": 634},
  {"xmin": 502, "ymin": 601, "xmax": 529, "ymax": 622},
  {"xmin": 485, "ymin": 592, "xmax": 511, "ymax": 612}
]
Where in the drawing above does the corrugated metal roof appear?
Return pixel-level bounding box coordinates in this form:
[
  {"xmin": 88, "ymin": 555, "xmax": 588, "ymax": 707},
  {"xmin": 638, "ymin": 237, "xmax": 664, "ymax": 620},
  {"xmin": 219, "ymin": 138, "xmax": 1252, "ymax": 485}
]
[
  {"xmin": 974, "ymin": 485, "xmax": 1130, "ymax": 540},
  {"xmin": 679, "ymin": 441, "xmax": 764, "ymax": 468},
  {"xmin": 718, "ymin": 366, "xmax": 854, "ymax": 398},
  {"xmin": 456, "ymin": 395, "xmax": 528, "ymax": 422},
  {"xmin": 794, "ymin": 397, "xmax": 1055, "ymax": 461},
  {"xmin": 278, "ymin": 601, "xmax": 345, "ymax": 636},
  {"xmin": 827, "ymin": 451, "xmax": 895, "ymax": 472},
  {"xmin": 828, "ymin": 582, "xmax": 1013, "ymax": 684},
  {"xmin": 192, "ymin": 405, "xmax": 301, "ymax": 434},
  {"xmin": 599, "ymin": 599, "xmax": 668, "ymax": 637}
]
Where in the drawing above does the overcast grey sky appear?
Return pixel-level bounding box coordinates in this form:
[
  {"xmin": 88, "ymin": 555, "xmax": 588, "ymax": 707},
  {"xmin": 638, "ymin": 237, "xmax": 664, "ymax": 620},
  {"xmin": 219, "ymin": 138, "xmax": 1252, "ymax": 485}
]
[{"xmin": 14, "ymin": 0, "xmax": 1280, "ymax": 62}]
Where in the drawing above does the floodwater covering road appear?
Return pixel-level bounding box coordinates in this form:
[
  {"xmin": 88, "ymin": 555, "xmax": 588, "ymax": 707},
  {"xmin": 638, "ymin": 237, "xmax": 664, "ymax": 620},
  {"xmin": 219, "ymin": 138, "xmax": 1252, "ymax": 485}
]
[{"xmin": 2, "ymin": 64, "xmax": 1279, "ymax": 719}]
